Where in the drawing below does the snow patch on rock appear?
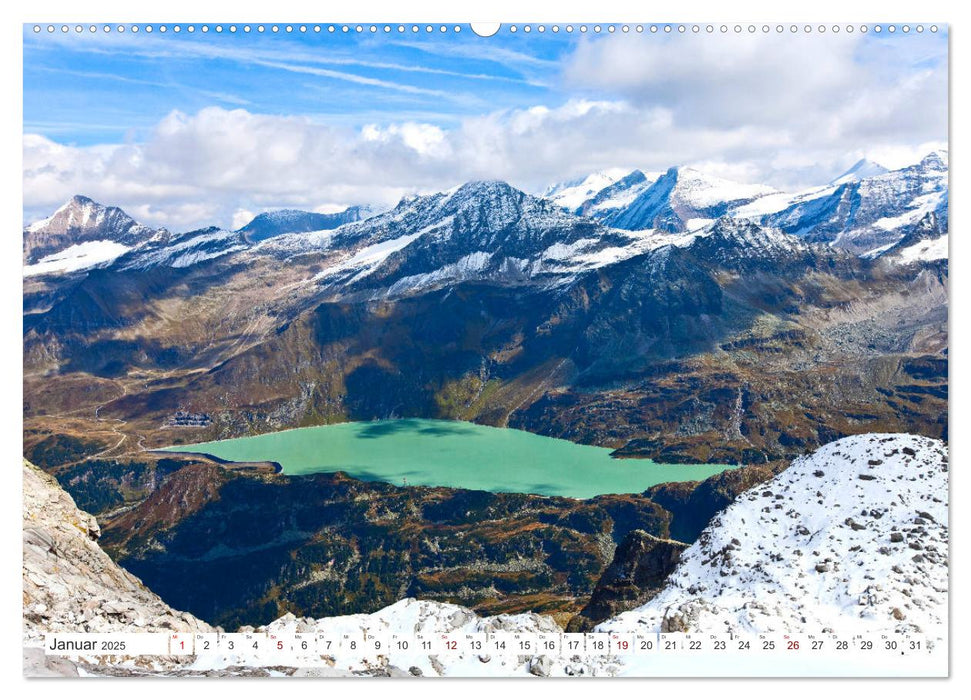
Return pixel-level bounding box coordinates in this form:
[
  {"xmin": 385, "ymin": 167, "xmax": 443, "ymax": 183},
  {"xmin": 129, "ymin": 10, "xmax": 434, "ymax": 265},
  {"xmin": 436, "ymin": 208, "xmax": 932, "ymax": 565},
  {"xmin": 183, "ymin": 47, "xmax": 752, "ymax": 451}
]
[
  {"xmin": 894, "ymin": 236, "xmax": 948, "ymax": 264},
  {"xmin": 23, "ymin": 240, "xmax": 131, "ymax": 276}
]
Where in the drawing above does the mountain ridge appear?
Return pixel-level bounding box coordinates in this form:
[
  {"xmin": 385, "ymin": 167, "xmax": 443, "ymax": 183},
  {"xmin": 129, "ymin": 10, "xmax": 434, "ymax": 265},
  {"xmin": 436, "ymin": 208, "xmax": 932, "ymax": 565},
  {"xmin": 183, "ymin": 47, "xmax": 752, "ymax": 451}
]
[{"xmin": 24, "ymin": 150, "xmax": 948, "ymax": 284}]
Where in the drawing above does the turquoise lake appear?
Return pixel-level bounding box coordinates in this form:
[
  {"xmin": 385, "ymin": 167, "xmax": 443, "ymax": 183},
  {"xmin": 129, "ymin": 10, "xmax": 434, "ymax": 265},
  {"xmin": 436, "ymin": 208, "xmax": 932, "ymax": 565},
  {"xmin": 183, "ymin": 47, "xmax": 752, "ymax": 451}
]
[{"xmin": 160, "ymin": 419, "xmax": 732, "ymax": 499}]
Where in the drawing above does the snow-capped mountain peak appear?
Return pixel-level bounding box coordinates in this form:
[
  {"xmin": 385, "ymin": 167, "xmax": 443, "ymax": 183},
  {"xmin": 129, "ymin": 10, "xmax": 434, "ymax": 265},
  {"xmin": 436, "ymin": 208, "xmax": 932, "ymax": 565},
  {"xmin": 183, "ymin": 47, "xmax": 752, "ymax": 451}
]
[
  {"xmin": 25, "ymin": 195, "xmax": 151, "ymax": 241},
  {"xmin": 693, "ymin": 216, "xmax": 807, "ymax": 260},
  {"xmin": 601, "ymin": 166, "xmax": 778, "ymax": 233},
  {"xmin": 917, "ymin": 149, "xmax": 948, "ymax": 173},
  {"xmin": 543, "ymin": 168, "xmax": 634, "ymax": 211},
  {"xmin": 237, "ymin": 205, "xmax": 373, "ymax": 243},
  {"xmin": 831, "ymin": 158, "xmax": 890, "ymax": 185},
  {"xmin": 23, "ymin": 195, "xmax": 166, "ymax": 272},
  {"xmin": 26, "ymin": 195, "xmax": 94, "ymax": 233}
]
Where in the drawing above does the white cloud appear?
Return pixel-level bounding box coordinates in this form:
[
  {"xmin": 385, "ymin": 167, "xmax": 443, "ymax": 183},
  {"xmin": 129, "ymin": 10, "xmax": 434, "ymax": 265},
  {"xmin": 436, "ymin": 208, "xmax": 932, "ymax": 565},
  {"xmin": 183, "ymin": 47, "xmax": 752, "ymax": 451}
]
[
  {"xmin": 231, "ymin": 208, "xmax": 256, "ymax": 231},
  {"xmin": 22, "ymin": 34, "xmax": 947, "ymax": 231},
  {"xmin": 556, "ymin": 32, "xmax": 946, "ymax": 186},
  {"xmin": 864, "ymin": 142, "xmax": 950, "ymax": 170},
  {"xmin": 561, "ymin": 32, "xmax": 946, "ymax": 134},
  {"xmin": 361, "ymin": 122, "xmax": 450, "ymax": 157},
  {"xmin": 24, "ymin": 109, "xmax": 422, "ymax": 229}
]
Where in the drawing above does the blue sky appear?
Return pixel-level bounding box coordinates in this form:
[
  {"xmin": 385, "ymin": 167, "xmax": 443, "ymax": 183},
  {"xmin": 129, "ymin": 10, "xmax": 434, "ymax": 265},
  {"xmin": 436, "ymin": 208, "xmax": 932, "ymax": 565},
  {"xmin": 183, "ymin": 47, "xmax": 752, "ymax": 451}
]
[
  {"xmin": 23, "ymin": 24, "xmax": 948, "ymax": 230},
  {"xmin": 24, "ymin": 26, "xmax": 574, "ymax": 144}
]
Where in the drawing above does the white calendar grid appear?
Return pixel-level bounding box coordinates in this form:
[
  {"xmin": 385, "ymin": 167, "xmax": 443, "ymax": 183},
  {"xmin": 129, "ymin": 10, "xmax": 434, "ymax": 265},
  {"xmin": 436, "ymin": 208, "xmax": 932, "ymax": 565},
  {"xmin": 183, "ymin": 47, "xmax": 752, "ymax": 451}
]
[{"xmin": 42, "ymin": 631, "xmax": 947, "ymax": 677}]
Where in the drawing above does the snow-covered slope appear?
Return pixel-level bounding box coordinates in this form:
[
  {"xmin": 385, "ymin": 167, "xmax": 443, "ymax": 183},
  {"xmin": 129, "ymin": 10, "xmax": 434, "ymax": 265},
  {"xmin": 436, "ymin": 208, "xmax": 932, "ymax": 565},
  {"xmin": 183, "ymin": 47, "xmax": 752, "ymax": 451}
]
[
  {"xmin": 23, "ymin": 240, "xmax": 132, "ymax": 277},
  {"xmin": 597, "ymin": 433, "xmax": 948, "ymax": 638},
  {"xmin": 873, "ymin": 209, "xmax": 948, "ymax": 265},
  {"xmin": 731, "ymin": 184, "xmax": 835, "ymax": 219},
  {"xmin": 893, "ymin": 235, "xmax": 948, "ymax": 265},
  {"xmin": 244, "ymin": 599, "xmax": 572, "ymax": 677}
]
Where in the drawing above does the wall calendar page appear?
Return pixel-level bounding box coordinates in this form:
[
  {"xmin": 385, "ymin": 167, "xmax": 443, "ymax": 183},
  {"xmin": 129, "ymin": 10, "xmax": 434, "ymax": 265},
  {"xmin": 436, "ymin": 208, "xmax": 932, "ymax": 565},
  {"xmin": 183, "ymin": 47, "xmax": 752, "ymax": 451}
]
[{"xmin": 20, "ymin": 14, "xmax": 949, "ymax": 680}]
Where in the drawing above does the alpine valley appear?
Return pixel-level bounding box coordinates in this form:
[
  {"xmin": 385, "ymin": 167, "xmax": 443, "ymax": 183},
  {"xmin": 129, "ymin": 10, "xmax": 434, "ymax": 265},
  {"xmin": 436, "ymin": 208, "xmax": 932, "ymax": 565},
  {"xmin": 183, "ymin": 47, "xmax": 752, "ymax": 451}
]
[{"xmin": 23, "ymin": 152, "xmax": 948, "ymax": 636}]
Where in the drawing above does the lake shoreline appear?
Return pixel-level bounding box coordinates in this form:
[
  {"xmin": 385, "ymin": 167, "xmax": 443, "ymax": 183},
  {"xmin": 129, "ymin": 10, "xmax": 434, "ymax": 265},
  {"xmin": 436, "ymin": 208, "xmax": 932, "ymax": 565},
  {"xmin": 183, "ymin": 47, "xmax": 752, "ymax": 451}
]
[{"xmin": 151, "ymin": 450, "xmax": 283, "ymax": 475}]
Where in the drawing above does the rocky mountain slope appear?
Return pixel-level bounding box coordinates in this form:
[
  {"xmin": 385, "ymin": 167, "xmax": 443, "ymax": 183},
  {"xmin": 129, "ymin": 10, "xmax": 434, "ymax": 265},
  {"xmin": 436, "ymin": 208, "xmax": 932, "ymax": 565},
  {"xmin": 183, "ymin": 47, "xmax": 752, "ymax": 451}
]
[
  {"xmin": 566, "ymin": 530, "xmax": 687, "ymax": 632},
  {"xmin": 95, "ymin": 457, "xmax": 779, "ymax": 630},
  {"xmin": 23, "ymin": 174, "xmax": 947, "ymax": 467},
  {"xmin": 597, "ymin": 433, "xmax": 948, "ymax": 638},
  {"xmin": 23, "ymin": 459, "xmax": 211, "ymax": 638}
]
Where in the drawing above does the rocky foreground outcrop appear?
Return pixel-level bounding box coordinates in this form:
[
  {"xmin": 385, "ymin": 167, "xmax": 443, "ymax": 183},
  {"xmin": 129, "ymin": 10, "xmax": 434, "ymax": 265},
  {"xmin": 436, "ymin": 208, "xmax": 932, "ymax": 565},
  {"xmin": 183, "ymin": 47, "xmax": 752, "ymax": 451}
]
[
  {"xmin": 22, "ymin": 460, "xmax": 212, "ymax": 676},
  {"xmin": 598, "ymin": 434, "xmax": 948, "ymax": 638},
  {"xmin": 23, "ymin": 433, "xmax": 949, "ymax": 676}
]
